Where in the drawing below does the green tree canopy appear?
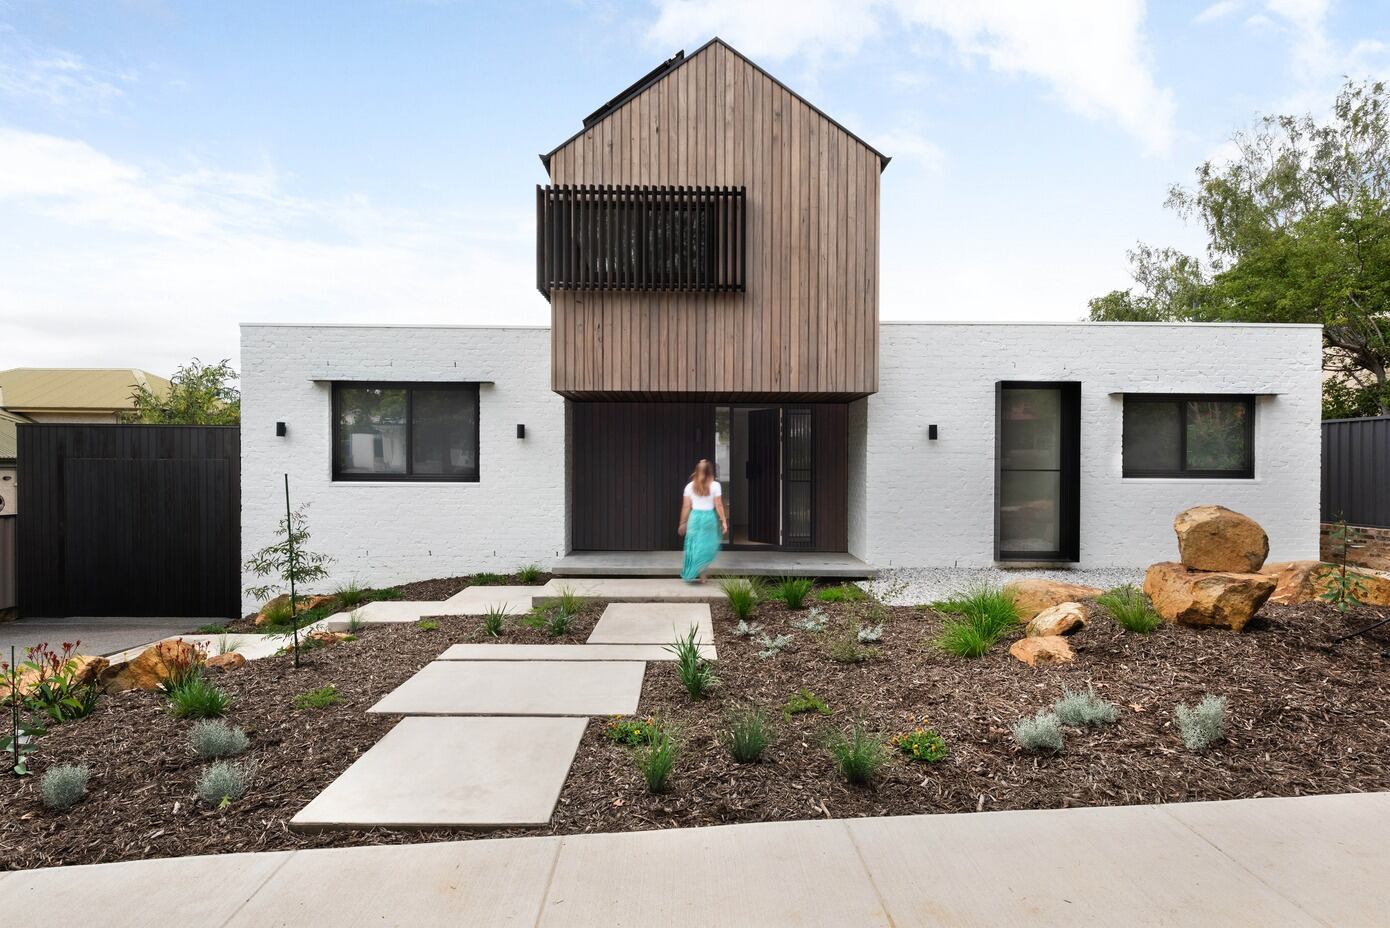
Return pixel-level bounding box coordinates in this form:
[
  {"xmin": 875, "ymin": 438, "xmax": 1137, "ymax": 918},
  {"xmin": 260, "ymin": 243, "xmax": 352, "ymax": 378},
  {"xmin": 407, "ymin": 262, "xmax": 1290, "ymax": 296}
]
[
  {"xmin": 1090, "ymin": 80, "xmax": 1390, "ymax": 417},
  {"xmin": 127, "ymin": 358, "xmax": 241, "ymax": 425}
]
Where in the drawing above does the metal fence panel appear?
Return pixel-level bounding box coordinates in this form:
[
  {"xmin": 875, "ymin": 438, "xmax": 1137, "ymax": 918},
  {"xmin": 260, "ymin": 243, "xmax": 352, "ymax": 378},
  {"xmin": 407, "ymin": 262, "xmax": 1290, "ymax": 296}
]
[{"xmin": 1322, "ymin": 415, "xmax": 1390, "ymax": 528}]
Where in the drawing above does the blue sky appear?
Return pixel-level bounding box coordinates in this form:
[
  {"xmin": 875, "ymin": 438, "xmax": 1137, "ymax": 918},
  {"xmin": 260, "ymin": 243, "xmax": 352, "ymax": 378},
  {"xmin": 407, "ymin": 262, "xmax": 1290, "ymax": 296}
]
[{"xmin": 1, "ymin": 0, "xmax": 1387, "ymax": 373}]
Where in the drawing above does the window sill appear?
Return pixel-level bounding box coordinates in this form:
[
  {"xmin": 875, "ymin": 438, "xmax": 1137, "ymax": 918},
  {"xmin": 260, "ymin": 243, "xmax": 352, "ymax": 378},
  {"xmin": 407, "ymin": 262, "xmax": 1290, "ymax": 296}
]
[
  {"xmin": 1120, "ymin": 476, "xmax": 1258, "ymax": 484},
  {"xmin": 330, "ymin": 480, "xmax": 481, "ymax": 487}
]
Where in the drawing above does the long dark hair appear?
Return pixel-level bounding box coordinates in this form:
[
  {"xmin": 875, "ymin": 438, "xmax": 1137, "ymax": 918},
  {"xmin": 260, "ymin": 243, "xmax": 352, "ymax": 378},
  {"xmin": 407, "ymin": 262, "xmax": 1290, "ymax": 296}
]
[{"xmin": 689, "ymin": 459, "xmax": 714, "ymax": 497}]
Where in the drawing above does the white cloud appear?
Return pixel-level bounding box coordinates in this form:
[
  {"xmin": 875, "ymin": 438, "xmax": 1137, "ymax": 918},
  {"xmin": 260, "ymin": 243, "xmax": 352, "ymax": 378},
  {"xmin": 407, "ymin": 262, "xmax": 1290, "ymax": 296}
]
[
  {"xmin": 0, "ymin": 127, "xmax": 541, "ymax": 372},
  {"xmin": 645, "ymin": 0, "xmax": 1176, "ymax": 154},
  {"xmin": 871, "ymin": 127, "xmax": 944, "ymax": 172},
  {"xmin": 0, "ymin": 26, "xmax": 131, "ymax": 106},
  {"xmin": 1194, "ymin": 0, "xmax": 1243, "ymax": 24},
  {"xmin": 1257, "ymin": 0, "xmax": 1390, "ymax": 112}
]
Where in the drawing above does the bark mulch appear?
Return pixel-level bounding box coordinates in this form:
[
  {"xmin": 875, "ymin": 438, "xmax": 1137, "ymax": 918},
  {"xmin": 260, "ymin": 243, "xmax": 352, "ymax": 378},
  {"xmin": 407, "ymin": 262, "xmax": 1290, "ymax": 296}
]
[{"xmin": 4, "ymin": 596, "xmax": 1389, "ymax": 869}]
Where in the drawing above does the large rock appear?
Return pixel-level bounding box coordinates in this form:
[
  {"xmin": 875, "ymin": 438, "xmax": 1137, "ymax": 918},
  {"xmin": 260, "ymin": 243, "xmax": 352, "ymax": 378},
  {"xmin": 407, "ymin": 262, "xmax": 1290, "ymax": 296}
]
[
  {"xmin": 255, "ymin": 593, "xmax": 334, "ymax": 627},
  {"xmin": 1009, "ymin": 636, "xmax": 1075, "ymax": 666},
  {"xmin": 1174, "ymin": 505, "xmax": 1269, "ymax": 573},
  {"xmin": 109, "ymin": 639, "xmax": 205, "ymax": 692},
  {"xmin": 71, "ymin": 655, "xmax": 109, "ymax": 686},
  {"xmin": 1261, "ymin": 560, "xmax": 1390, "ymax": 607},
  {"xmin": 1026, "ymin": 602, "xmax": 1088, "ymax": 637},
  {"xmin": 206, "ymin": 652, "xmax": 247, "ymax": 671},
  {"xmin": 1003, "ymin": 579, "xmax": 1105, "ymax": 622},
  {"xmin": 1143, "ymin": 562, "xmax": 1276, "ymax": 632}
]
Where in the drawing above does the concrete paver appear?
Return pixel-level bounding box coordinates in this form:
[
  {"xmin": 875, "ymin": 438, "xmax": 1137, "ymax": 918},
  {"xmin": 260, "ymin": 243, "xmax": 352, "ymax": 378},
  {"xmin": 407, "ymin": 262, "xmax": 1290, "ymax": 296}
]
[
  {"xmin": 540, "ymin": 577, "xmax": 726, "ymax": 601},
  {"xmin": 291, "ymin": 717, "xmax": 586, "ymax": 830},
  {"xmin": 440, "ymin": 585, "xmax": 547, "ymax": 605},
  {"xmin": 369, "ymin": 659, "xmax": 644, "ymax": 716},
  {"xmin": 0, "ymin": 615, "xmax": 203, "ymax": 659},
  {"xmin": 848, "ymin": 805, "xmax": 1319, "ymax": 926},
  {"xmin": 319, "ymin": 600, "xmax": 432, "ymax": 625},
  {"xmin": 418, "ymin": 597, "xmax": 535, "ymax": 617},
  {"xmin": 538, "ymin": 820, "xmax": 891, "ymax": 927},
  {"xmin": 586, "ymin": 602, "xmax": 714, "ymax": 645},
  {"xmin": 0, "ymin": 851, "xmax": 292, "ymax": 927},
  {"xmin": 439, "ymin": 642, "xmax": 716, "ymax": 661}
]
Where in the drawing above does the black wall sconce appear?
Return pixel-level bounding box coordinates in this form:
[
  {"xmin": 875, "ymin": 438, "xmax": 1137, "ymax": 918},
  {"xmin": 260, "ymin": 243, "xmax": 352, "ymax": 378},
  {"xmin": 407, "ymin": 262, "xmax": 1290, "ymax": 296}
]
[
  {"xmin": 516, "ymin": 424, "xmax": 526, "ymax": 439},
  {"xmin": 276, "ymin": 422, "xmax": 287, "ymax": 437},
  {"xmin": 927, "ymin": 424, "xmax": 938, "ymax": 440}
]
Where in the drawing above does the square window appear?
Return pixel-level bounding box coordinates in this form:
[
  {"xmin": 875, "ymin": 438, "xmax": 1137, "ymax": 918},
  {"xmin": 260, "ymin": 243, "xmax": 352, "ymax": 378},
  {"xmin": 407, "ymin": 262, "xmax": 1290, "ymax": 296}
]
[
  {"xmin": 333, "ymin": 383, "xmax": 479, "ymax": 482},
  {"xmin": 1122, "ymin": 395, "xmax": 1253, "ymax": 478}
]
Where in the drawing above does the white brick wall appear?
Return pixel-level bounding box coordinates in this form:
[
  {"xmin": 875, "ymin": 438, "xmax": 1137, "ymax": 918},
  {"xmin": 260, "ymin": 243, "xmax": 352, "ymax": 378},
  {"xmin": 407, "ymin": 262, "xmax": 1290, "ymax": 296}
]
[
  {"xmin": 240, "ymin": 324, "xmax": 565, "ymax": 612},
  {"xmin": 857, "ymin": 322, "xmax": 1323, "ymax": 568}
]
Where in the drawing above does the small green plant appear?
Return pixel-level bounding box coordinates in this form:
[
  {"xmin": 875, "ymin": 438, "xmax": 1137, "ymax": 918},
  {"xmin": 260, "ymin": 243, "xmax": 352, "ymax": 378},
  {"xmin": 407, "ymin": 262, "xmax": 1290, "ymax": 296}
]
[
  {"xmin": 259, "ymin": 599, "xmax": 294, "ymax": 629},
  {"xmin": 517, "ymin": 563, "xmax": 542, "ymax": 584},
  {"xmin": 244, "ymin": 492, "xmax": 334, "ymax": 669},
  {"xmin": 768, "ymin": 576, "xmax": 815, "ymax": 610},
  {"xmin": 856, "ymin": 623, "xmax": 884, "ymax": 643},
  {"xmin": 668, "ymin": 625, "xmax": 718, "ymax": 698},
  {"xmin": 754, "ymin": 632, "xmax": 792, "ymax": 658},
  {"xmin": 1012, "ymin": 711, "xmax": 1064, "ymax": 753},
  {"xmin": 606, "ymin": 715, "xmax": 658, "ymax": 746},
  {"xmin": 722, "ymin": 709, "xmax": 773, "ymax": 763},
  {"xmin": 215, "ymin": 634, "xmax": 241, "ymax": 657},
  {"xmin": 717, "ymin": 577, "xmax": 763, "ymax": 622},
  {"xmin": 635, "ymin": 726, "xmax": 678, "ymax": 793},
  {"xmin": 936, "ymin": 619, "xmax": 994, "ymax": 658},
  {"xmin": 524, "ymin": 604, "xmax": 574, "ymax": 637},
  {"xmin": 1053, "ymin": 687, "xmax": 1120, "ymax": 728},
  {"xmin": 4, "ymin": 646, "xmax": 39, "ymax": 776},
  {"xmin": 371, "ymin": 586, "xmax": 404, "ymax": 601},
  {"xmin": 165, "ymin": 674, "xmax": 230, "ymax": 719},
  {"xmin": 553, "ymin": 586, "xmax": 584, "ymax": 616},
  {"xmin": 825, "ymin": 724, "xmax": 889, "ymax": 785},
  {"xmin": 793, "ymin": 606, "xmax": 828, "ymax": 632},
  {"xmin": 733, "ymin": 619, "xmax": 764, "ymax": 638},
  {"xmin": 824, "ymin": 622, "xmax": 872, "ymax": 664},
  {"xmin": 416, "ymin": 619, "xmax": 440, "ymax": 632},
  {"xmin": 197, "ymin": 760, "xmax": 252, "ymax": 808},
  {"xmin": 934, "ymin": 586, "xmax": 1019, "ymax": 658},
  {"xmin": 1175, "ymin": 695, "xmax": 1228, "ymax": 750},
  {"xmin": 481, "ymin": 604, "xmax": 509, "ymax": 637},
  {"xmin": 1096, "ymin": 585, "xmax": 1163, "ymax": 633},
  {"xmin": 817, "ymin": 583, "xmax": 867, "ymax": 603},
  {"xmin": 932, "ymin": 585, "xmax": 1020, "ymax": 623},
  {"xmin": 292, "ymin": 685, "xmax": 341, "ymax": 710},
  {"xmin": 19, "ymin": 642, "xmax": 101, "ymax": 724},
  {"xmin": 195, "ymin": 623, "xmax": 230, "ymax": 635},
  {"xmin": 471, "ymin": 571, "xmax": 506, "ymax": 586},
  {"xmin": 188, "ymin": 720, "xmax": 250, "ymax": 759},
  {"xmin": 784, "ymin": 688, "xmax": 832, "ymax": 716},
  {"xmin": 344, "ymin": 609, "xmax": 367, "ymax": 635},
  {"xmin": 1320, "ymin": 517, "xmax": 1367, "ymax": 613},
  {"xmin": 40, "ymin": 764, "xmax": 89, "ymax": 810},
  {"xmin": 891, "ymin": 723, "xmax": 949, "ymax": 763},
  {"xmin": 334, "ymin": 579, "xmax": 368, "ymax": 607}
]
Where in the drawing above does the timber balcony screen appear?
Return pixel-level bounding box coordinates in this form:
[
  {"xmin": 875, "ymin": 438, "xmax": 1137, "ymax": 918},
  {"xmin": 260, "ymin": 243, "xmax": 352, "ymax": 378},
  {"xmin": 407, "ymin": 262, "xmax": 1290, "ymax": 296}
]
[{"xmin": 536, "ymin": 184, "xmax": 746, "ymax": 296}]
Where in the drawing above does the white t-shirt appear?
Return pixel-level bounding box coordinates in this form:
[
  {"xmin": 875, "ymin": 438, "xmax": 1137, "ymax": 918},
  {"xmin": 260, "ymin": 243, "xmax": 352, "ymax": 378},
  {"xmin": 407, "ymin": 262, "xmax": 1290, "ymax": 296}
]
[{"xmin": 684, "ymin": 480, "xmax": 722, "ymax": 511}]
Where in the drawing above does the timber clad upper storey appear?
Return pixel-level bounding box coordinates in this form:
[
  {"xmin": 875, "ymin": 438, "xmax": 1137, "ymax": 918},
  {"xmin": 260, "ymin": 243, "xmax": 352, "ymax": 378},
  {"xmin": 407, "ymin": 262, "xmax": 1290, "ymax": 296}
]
[{"xmin": 540, "ymin": 39, "xmax": 887, "ymax": 400}]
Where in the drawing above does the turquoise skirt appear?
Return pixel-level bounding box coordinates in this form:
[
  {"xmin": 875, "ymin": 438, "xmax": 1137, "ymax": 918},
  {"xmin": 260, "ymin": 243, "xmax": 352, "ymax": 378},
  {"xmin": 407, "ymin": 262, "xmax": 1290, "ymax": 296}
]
[{"xmin": 681, "ymin": 509, "xmax": 722, "ymax": 581}]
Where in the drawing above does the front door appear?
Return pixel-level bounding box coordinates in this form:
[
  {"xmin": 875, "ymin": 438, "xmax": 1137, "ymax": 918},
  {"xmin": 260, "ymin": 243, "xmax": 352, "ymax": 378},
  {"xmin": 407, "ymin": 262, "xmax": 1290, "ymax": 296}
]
[{"xmin": 746, "ymin": 408, "xmax": 780, "ymax": 545}]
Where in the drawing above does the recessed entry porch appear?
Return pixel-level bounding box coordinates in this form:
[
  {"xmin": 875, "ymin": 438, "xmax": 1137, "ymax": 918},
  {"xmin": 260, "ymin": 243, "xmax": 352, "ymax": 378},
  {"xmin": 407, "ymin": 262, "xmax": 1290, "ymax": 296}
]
[{"xmin": 551, "ymin": 549, "xmax": 875, "ymax": 579}]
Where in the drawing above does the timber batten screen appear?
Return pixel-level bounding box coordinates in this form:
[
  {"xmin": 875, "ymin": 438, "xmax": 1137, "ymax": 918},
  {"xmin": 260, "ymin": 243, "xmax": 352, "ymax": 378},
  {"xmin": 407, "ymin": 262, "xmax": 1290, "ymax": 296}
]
[{"xmin": 537, "ymin": 185, "xmax": 746, "ymax": 296}]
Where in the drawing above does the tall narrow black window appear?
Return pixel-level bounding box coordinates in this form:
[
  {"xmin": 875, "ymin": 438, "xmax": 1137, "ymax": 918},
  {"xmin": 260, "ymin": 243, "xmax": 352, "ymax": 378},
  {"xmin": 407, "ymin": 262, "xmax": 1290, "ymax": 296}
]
[
  {"xmin": 782, "ymin": 407, "xmax": 813, "ymax": 548},
  {"xmin": 333, "ymin": 382, "xmax": 479, "ymax": 482},
  {"xmin": 996, "ymin": 382, "xmax": 1080, "ymax": 561}
]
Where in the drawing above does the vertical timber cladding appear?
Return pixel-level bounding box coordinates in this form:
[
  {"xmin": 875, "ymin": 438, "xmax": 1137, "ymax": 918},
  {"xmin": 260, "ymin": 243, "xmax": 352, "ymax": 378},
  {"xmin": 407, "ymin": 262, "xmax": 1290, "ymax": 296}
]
[
  {"xmin": 16, "ymin": 424, "xmax": 240, "ymax": 618},
  {"xmin": 546, "ymin": 39, "xmax": 883, "ymax": 398}
]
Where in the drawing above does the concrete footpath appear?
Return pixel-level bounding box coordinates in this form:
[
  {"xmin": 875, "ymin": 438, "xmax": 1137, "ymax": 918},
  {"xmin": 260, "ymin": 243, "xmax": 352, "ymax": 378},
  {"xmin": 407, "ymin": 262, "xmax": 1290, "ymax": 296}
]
[{"xmin": 3, "ymin": 792, "xmax": 1388, "ymax": 926}]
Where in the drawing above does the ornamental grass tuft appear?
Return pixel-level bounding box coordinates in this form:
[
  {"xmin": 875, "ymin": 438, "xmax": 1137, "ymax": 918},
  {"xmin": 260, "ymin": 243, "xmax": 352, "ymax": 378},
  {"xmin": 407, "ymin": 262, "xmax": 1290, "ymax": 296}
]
[
  {"xmin": 635, "ymin": 726, "xmax": 678, "ymax": 793},
  {"xmin": 933, "ymin": 584, "xmax": 1018, "ymax": 657},
  {"xmin": 722, "ymin": 709, "xmax": 774, "ymax": 763},
  {"xmin": 768, "ymin": 576, "xmax": 814, "ymax": 610},
  {"xmin": 165, "ymin": 673, "xmax": 230, "ymax": 719},
  {"xmin": 825, "ymin": 723, "xmax": 889, "ymax": 785},
  {"xmin": 667, "ymin": 625, "xmax": 718, "ymax": 698},
  {"xmin": 1096, "ymin": 584, "xmax": 1163, "ymax": 633},
  {"xmin": 718, "ymin": 577, "xmax": 763, "ymax": 622}
]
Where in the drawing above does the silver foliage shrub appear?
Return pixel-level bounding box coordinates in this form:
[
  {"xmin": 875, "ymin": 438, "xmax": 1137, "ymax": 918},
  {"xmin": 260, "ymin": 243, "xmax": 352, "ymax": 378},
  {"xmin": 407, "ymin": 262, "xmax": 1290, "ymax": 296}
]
[
  {"xmin": 188, "ymin": 719, "xmax": 250, "ymax": 759},
  {"xmin": 733, "ymin": 620, "xmax": 764, "ymax": 638},
  {"xmin": 1175, "ymin": 695, "xmax": 1227, "ymax": 750},
  {"xmin": 197, "ymin": 761, "xmax": 253, "ymax": 807},
  {"xmin": 855, "ymin": 623, "xmax": 884, "ymax": 643},
  {"xmin": 1012, "ymin": 711, "xmax": 1064, "ymax": 752},
  {"xmin": 41, "ymin": 764, "xmax": 90, "ymax": 811},
  {"xmin": 1052, "ymin": 687, "xmax": 1120, "ymax": 728}
]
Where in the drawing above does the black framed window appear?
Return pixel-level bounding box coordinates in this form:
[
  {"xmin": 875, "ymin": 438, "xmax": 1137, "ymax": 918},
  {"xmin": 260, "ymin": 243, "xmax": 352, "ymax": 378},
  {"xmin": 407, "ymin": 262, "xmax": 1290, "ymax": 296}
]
[
  {"xmin": 996, "ymin": 382, "xmax": 1081, "ymax": 562},
  {"xmin": 332, "ymin": 382, "xmax": 479, "ymax": 482},
  {"xmin": 1122, "ymin": 395, "xmax": 1254, "ymax": 478}
]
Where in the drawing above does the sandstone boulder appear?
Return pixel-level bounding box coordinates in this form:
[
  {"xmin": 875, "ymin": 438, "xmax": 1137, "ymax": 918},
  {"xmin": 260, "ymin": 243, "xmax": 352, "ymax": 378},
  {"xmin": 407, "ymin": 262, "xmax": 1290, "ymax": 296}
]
[
  {"xmin": 1003, "ymin": 579, "xmax": 1105, "ymax": 622},
  {"xmin": 206, "ymin": 652, "xmax": 247, "ymax": 671},
  {"xmin": 1009, "ymin": 636, "xmax": 1075, "ymax": 666},
  {"xmin": 1143, "ymin": 562, "xmax": 1276, "ymax": 632},
  {"xmin": 70, "ymin": 655, "xmax": 109, "ymax": 686},
  {"xmin": 255, "ymin": 593, "xmax": 334, "ymax": 627},
  {"xmin": 1026, "ymin": 602, "xmax": 1088, "ymax": 637},
  {"xmin": 1174, "ymin": 505, "xmax": 1269, "ymax": 573},
  {"xmin": 109, "ymin": 639, "xmax": 205, "ymax": 692},
  {"xmin": 1261, "ymin": 560, "xmax": 1390, "ymax": 607}
]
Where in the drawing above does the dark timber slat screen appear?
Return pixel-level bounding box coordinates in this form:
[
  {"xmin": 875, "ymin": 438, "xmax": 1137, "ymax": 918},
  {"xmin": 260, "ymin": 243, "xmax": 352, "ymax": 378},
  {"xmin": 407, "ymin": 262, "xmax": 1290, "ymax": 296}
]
[
  {"xmin": 1323, "ymin": 416, "xmax": 1390, "ymax": 528},
  {"xmin": 17, "ymin": 424, "xmax": 240, "ymax": 618},
  {"xmin": 537, "ymin": 184, "xmax": 746, "ymax": 296}
]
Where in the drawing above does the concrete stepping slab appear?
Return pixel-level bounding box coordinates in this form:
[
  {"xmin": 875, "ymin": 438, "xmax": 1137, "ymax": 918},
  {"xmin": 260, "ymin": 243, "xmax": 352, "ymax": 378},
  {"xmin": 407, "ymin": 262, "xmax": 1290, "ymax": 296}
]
[
  {"xmin": 104, "ymin": 632, "xmax": 285, "ymax": 665},
  {"xmin": 369, "ymin": 660, "xmax": 644, "ymax": 716},
  {"xmin": 539, "ymin": 578, "xmax": 725, "ymax": 602},
  {"xmin": 438, "ymin": 642, "xmax": 716, "ymax": 661},
  {"xmin": 418, "ymin": 597, "xmax": 535, "ymax": 618},
  {"xmin": 320, "ymin": 600, "xmax": 434, "ymax": 626},
  {"xmin": 587, "ymin": 602, "xmax": 714, "ymax": 646},
  {"xmin": 224, "ymin": 837, "xmax": 561, "ymax": 927},
  {"xmin": 441, "ymin": 585, "xmax": 548, "ymax": 605},
  {"xmin": 291, "ymin": 717, "xmax": 585, "ymax": 830}
]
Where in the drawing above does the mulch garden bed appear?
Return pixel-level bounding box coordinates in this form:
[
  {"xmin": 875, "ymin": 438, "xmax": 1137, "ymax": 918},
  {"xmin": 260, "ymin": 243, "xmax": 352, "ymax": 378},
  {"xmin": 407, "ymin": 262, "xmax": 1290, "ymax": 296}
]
[{"xmin": 4, "ymin": 591, "xmax": 1390, "ymax": 869}]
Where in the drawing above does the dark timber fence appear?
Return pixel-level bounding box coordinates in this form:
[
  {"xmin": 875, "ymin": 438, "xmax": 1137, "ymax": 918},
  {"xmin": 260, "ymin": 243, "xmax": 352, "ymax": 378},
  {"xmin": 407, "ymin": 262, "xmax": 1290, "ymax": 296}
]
[
  {"xmin": 0, "ymin": 514, "xmax": 15, "ymax": 611},
  {"xmin": 17, "ymin": 424, "xmax": 240, "ymax": 618},
  {"xmin": 1321, "ymin": 415, "xmax": 1390, "ymax": 529}
]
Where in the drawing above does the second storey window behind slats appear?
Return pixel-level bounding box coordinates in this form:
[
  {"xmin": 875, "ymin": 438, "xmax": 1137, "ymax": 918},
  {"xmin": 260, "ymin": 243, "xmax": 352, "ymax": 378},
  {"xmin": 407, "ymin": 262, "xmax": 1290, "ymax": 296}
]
[{"xmin": 536, "ymin": 185, "xmax": 746, "ymax": 296}]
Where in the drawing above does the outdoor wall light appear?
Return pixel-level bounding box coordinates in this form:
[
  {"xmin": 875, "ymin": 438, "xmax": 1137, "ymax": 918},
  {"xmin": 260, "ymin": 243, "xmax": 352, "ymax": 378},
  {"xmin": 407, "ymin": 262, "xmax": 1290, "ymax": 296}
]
[
  {"xmin": 516, "ymin": 424, "xmax": 526, "ymax": 439},
  {"xmin": 928, "ymin": 424, "xmax": 938, "ymax": 440},
  {"xmin": 276, "ymin": 421, "xmax": 287, "ymax": 437}
]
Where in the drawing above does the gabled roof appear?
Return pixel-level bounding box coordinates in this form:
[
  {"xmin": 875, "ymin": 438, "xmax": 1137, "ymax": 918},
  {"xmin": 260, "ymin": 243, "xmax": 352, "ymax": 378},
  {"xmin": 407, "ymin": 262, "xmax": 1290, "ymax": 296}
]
[
  {"xmin": 0, "ymin": 409, "xmax": 29, "ymax": 462},
  {"xmin": 0, "ymin": 368, "xmax": 170, "ymax": 413},
  {"xmin": 541, "ymin": 37, "xmax": 891, "ymax": 172}
]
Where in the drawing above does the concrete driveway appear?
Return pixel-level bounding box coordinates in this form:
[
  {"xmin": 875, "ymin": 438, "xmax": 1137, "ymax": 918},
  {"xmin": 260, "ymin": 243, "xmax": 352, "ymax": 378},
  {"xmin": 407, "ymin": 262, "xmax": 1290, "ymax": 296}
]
[{"xmin": 0, "ymin": 616, "xmax": 208, "ymax": 660}]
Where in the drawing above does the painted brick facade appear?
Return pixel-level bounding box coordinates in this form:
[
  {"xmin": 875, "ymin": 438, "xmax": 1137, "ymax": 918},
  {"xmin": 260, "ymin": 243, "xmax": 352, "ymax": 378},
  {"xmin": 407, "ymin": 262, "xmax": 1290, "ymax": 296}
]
[
  {"xmin": 240, "ymin": 324, "xmax": 564, "ymax": 612},
  {"xmin": 855, "ymin": 322, "xmax": 1323, "ymax": 568}
]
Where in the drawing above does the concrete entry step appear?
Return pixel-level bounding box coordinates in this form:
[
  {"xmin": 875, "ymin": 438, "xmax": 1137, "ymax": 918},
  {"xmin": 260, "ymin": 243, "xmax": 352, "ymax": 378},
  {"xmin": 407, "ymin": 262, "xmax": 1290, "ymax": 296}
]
[
  {"xmin": 587, "ymin": 603, "xmax": 715, "ymax": 646},
  {"xmin": 290, "ymin": 716, "xmax": 586, "ymax": 830},
  {"xmin": 551, "ymin": 550, "xmax": 876, "ymax": 579},
  {"xmin": 439, "ymin": 642, "xmax": 717, "ymax": 661},
  {"xmin": 539, "ymin": 578, "xmax": 725, "ymax": 602},
  {"xmin": 369, "ymin": 660, "xmax": 644, "ymax": 717}
]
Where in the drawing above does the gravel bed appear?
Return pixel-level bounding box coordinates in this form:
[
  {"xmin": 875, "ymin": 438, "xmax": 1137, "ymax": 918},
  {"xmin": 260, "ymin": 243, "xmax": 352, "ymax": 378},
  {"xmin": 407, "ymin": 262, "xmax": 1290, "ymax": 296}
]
[{"xmin": 865, "ymin": 566, "xmax": 1147, "ymax": 606}]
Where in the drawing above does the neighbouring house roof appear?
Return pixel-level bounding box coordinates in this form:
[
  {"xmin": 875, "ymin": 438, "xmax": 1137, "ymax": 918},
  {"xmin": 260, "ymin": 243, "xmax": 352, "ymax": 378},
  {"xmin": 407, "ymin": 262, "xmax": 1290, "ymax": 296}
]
[
  {"xmin": 540, "ymin": 37, "xmax": 891, "ymax": 171},
  {"xmin": 0, "ymin": 368, "xmax": 170, "ymax": 415},
  {"xmin": 0, "ymin": 409, "xmax": 30, "ymax": 462}
]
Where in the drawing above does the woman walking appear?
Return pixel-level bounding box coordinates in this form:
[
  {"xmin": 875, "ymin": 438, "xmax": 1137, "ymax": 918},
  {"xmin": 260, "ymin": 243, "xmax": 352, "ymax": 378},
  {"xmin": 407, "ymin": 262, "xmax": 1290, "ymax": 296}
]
[{"xmin": 679, "ymin": 459, "xmax": 727, "ymax": 582}]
